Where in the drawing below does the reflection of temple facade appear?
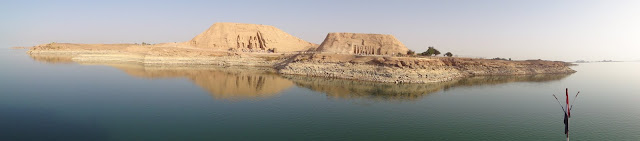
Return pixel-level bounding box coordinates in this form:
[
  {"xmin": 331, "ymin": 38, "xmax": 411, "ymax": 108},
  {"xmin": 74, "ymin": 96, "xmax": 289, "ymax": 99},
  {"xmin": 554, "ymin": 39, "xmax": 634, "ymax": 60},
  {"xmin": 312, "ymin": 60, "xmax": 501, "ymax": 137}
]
[
  {"xmin": 103, "ymin": 64, "xmax": 294, "ymax": 100},
  {"xmin": 191, "ymin": 71, "xmax": 293, "ymax": 100}
]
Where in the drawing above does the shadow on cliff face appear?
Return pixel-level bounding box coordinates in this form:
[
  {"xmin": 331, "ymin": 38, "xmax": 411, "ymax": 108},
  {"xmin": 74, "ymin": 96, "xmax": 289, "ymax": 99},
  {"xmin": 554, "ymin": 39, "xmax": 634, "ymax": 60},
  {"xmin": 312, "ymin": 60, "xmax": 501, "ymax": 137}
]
[{"xmin": 28, "ymin": 54, "xmax": 573, "ymax": 101}]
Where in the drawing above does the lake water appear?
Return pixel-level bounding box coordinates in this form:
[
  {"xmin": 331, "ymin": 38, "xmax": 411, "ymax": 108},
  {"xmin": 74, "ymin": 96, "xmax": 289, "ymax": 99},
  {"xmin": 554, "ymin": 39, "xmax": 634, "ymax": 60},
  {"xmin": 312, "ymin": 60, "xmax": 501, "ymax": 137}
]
[{"xmin": 1, "ymin": 48, "xmax": 639, "ymax": 141}]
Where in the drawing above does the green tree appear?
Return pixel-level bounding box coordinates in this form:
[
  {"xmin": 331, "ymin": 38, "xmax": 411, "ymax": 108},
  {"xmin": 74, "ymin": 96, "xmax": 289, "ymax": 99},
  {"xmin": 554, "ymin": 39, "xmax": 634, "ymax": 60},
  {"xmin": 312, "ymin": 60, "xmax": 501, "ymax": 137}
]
[
  {"xmin": 420, "ymin": 46, "xmax": 440, "ymax": 56},
  {"xmin": 445, "ymin": 52, "xmax": 453, "ymax": 57},
  {"xmin": 420, "ymin": 50, "xmax": 432, "ymax": 56}
]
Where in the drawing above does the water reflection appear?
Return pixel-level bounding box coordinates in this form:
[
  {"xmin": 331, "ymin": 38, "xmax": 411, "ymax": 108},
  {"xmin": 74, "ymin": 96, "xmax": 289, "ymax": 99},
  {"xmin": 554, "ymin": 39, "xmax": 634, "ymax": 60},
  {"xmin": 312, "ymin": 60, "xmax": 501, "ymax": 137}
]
[
  {"xmin": 29, "ymin": 54, "xmax": 572, "ymax": 101},
  {"xmin": 29, "ymin": 54, "xmax": 75, "ymax": 64},
  {"xmin": 452, "ymin": 74, "xmax": 573, "ymax": 87},
  {"xmin": 107, "ymin": 64, "xmax": 294, "ymax": 100},
  {"xmin": 285, "ymin": 73, "xmax": 572, "ymax": 101},
  {"xmin": 284, "ymin": 75, "xmax": 459, "ymax": 101}
]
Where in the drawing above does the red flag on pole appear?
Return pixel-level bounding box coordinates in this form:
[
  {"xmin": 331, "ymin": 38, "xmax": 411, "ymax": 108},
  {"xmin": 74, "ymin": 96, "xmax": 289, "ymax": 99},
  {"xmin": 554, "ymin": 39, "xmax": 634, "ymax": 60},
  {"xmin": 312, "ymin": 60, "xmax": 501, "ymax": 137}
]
[{"xmin": 554, "ymin": 88, "xmax": 580, "ymax": 140}]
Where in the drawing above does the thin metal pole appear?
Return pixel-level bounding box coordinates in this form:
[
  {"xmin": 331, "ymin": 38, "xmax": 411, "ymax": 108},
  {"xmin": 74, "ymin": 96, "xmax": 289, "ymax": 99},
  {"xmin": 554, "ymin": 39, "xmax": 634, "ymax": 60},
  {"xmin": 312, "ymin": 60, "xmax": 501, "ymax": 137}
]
[
  {"xmin": 566, "ymin": 88, "xmax": 571, "ymax": 141},
  {"xmin": 552, "ymin": 94, "xmax": 566, "ymax": 112}
]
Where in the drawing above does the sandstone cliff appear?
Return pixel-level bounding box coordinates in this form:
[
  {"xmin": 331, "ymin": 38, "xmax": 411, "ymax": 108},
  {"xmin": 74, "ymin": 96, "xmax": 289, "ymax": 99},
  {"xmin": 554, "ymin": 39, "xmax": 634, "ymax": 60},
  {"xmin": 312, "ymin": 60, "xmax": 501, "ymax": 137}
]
[
  {"xmin": 316, "ymin": 33, "xmax": 409, "ymax": 55},
  {"xmin": 189, "ymin": 23, "xmax": 317, "ymax": 52}
]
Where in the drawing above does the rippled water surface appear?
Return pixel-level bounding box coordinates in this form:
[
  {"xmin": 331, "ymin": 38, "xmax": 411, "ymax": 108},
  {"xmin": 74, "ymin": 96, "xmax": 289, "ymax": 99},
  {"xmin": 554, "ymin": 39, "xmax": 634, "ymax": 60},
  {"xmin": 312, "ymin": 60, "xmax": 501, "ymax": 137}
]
[{"xmin": 1, "ymin": 48, "xmax": 639, "ymax": 141}]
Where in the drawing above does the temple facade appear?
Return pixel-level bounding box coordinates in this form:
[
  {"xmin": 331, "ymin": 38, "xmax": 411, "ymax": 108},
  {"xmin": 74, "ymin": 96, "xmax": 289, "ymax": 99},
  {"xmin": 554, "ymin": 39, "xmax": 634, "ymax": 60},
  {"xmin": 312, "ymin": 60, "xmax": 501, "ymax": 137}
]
[{"xmin": 316, "ymin": 33, "xmax": 409, "ymax": 55}]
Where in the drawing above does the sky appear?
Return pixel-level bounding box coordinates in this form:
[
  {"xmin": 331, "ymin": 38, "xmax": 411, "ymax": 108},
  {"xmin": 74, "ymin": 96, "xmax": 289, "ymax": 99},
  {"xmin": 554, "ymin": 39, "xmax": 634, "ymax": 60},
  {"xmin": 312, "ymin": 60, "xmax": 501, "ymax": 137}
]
[{"xmin": 1, "ymin": 0, "xmax": 639, "ymax": 61}]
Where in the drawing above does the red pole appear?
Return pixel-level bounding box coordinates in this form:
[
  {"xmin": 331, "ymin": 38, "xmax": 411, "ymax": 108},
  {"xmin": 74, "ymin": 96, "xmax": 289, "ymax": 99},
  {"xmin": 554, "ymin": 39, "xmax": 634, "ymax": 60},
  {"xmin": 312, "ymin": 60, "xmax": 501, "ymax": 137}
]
[{"xmin": 566, "ymin": 88, "xmax": 570, "ymax": 117}]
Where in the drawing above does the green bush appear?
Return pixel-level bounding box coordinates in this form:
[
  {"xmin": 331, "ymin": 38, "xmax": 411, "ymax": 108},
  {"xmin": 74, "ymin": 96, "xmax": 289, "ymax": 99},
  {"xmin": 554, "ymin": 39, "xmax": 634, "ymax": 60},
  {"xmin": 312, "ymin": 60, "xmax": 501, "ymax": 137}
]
[{"xmin": 445, "ymin": 52, "xmax": 453, "ymax": 57}]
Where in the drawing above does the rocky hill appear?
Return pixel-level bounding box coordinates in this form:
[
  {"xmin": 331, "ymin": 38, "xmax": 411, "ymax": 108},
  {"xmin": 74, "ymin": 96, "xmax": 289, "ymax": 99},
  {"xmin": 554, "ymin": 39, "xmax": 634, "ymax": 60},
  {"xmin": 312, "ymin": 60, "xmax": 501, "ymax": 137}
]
[{"xmin": 188, "ymin": 22, "xmax": 317, "ymax": 52}]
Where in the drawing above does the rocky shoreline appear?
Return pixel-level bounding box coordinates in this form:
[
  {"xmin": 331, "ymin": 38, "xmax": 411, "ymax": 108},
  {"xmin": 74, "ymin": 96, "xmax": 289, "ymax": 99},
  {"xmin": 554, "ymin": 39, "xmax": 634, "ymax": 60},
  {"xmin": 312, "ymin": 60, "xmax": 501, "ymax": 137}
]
[
  {"xmin": 278, "ymin": 53, "xmax": 575, "ymax": 83},
  {"xmin": 26, "ymin": 43, "xmax": 576, "ymax": 84}
]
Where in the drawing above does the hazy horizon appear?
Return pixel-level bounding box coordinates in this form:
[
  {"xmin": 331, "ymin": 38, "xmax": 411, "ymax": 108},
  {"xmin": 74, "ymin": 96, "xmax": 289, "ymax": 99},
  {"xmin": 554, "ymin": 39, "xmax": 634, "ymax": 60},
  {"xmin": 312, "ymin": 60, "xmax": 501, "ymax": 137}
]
[{"xmin": 2, "ymin": 0, "xmax": 639, "ymax": 61}]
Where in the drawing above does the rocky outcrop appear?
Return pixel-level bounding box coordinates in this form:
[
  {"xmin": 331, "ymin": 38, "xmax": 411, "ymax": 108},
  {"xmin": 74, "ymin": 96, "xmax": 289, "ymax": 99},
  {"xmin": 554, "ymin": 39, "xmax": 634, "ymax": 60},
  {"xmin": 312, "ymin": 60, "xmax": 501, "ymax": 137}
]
[
  {"xmin": 438, "ymin": 57, "xmax": 576, "ymax": 75},
  {"xmin": 189, "ymin": 23, "xmax": 317, "ymax": 52},
  {"xmin": 277, "ymin": 53, "xmax": 576, "ymax": 83},
  {"xmin": 316, "ymin": 33, "xmax": 409, "ymax": 55}
]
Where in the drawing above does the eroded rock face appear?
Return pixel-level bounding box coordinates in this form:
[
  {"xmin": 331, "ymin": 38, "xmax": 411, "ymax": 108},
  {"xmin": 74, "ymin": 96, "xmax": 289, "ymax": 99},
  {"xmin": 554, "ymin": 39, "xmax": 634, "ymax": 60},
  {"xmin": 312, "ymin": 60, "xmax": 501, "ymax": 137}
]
[
  {"xmin": 316, "ymin": 33, "xmax": 409, "ymax": 55},
  {"xmin": 189, "ymin": 23, "xmax": 317, "ymax": 52}
]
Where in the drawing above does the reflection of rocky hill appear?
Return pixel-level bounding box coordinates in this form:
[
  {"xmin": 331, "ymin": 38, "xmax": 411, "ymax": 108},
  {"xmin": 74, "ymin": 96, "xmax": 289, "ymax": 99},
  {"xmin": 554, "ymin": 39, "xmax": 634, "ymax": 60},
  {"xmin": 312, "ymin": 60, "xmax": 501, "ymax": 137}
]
[
  {"xmin": 452, "ymin": 74, "xmax": 572, "ymax": 87},
  {"xmin": 107, "ymin": 64, "xmax": 294, "ymax": 100},
  {"xmin": 29, "ymin": 53, "xmax": 293, "ymax": 100},
  {"xmin": 285, "ymin": 73, "xmax": 572, "ymax": 101},
  {"xmin": 28, "ymin": 54, "xmax": 75, "ymax": 64},
  {"xmin": 284, "ymin": 75, "xmax": 458, "ymax": 101}
]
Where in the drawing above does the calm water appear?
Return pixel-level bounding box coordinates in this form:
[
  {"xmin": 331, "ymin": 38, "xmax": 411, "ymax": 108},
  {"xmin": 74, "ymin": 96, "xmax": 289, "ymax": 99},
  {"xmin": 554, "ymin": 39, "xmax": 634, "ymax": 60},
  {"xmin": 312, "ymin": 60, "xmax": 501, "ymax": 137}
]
[{"xmin": 1, "ymin": 48, "xmax": 639, "ymax": 141}]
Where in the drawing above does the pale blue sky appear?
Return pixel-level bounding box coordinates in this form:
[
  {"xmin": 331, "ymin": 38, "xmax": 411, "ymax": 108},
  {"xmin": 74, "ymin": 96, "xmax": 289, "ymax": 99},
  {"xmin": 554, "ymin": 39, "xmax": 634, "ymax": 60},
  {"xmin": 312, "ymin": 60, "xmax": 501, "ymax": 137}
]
[{"xmin": 2, "ymin": 0, "xmax": 639, "ymax": 61}]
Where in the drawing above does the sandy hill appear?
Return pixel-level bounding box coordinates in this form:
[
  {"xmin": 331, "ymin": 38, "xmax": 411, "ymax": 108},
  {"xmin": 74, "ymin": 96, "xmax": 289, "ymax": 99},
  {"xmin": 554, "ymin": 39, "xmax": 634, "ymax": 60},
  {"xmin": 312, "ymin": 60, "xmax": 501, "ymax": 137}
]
[
  {"xmin": 316, "ymin": 33, "xmax": 409, "ymax": 55},
  {"xmin": 188, "ymin": 22, "xmax": 317, "ymax": 53}
]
